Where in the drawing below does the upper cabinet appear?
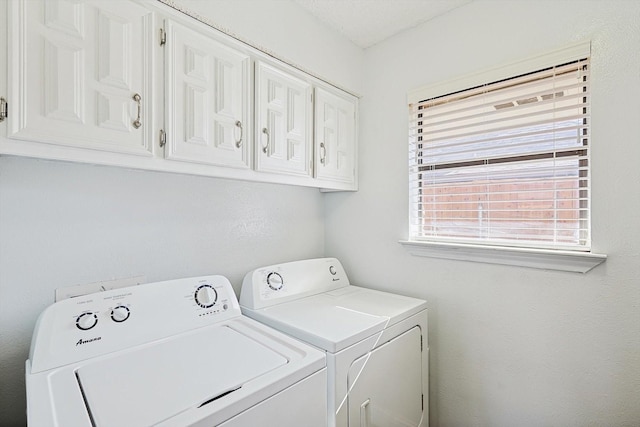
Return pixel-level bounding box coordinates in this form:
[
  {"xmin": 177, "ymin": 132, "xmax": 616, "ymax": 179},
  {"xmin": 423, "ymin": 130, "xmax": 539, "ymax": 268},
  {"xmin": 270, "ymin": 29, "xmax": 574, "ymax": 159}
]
[
  {"xmin": 164, "ymin": 19, "xmax": 251, "ymax": 169},
  {"xmin": 255, "ymin": 61, "xmax": 312, "ymax": 177},
  {"xmin": 7, "ymin": 0, "xmax": 155, "ymax": 156},
  {"xmin": 1, "ymin": 0, "xmax": 358, "ymax": 191},
  {"xmin": 314, "ymin": 87, "xmax": 357, "ymax": 187}
]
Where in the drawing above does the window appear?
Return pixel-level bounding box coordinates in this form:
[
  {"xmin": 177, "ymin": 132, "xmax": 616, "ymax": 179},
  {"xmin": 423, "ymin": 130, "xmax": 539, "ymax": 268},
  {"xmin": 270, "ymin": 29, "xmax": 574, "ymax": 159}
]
[{"xmin": 408, "ymin": 50, "xmax": 590, "ymax": 252}]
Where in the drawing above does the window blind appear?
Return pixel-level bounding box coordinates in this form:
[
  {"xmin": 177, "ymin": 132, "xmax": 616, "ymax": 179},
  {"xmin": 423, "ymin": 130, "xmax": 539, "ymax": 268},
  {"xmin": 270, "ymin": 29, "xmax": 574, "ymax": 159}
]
[{"xmin": 409, "ymin": 58, "xmax": 590, "ymax": 251}]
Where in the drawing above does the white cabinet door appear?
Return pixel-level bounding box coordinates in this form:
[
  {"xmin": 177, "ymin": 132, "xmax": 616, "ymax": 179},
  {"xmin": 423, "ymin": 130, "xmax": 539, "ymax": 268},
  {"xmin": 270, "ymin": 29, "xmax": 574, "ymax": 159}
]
[
  {"xmin": 348, "ymin": 327, "xmax": 424, "ymax": 427},
  {"xmin": 164, "ymin": 19, "xmax": 250, "ymax": 168},
  {"xmin": 314, "ymin": 87, "xmax": 357, "ymax": 186},
  {"xmin": 255, "ymin": 61, "xmax": 312, "ymax": 177},
  {"xmin": 8, "ymin": 0, "xmax": 154, "ymax": 156}
]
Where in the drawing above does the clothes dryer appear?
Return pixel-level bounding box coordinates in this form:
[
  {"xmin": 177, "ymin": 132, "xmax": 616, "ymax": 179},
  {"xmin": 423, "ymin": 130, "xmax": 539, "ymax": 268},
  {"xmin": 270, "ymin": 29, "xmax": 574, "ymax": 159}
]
[
  {"xmin": 240, "ymin": 258, "xmax": 429, "ymax": 427},
  {"xmin": 26, "ymin": 275, "xmax": 327, "ymax": 427}
]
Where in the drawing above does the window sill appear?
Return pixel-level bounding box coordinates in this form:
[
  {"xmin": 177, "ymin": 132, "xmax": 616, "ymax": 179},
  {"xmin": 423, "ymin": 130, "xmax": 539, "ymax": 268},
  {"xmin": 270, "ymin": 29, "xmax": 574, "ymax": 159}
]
[{"xmin": 398, "ymin": 240, "xmax": 606, "ymax": 273}]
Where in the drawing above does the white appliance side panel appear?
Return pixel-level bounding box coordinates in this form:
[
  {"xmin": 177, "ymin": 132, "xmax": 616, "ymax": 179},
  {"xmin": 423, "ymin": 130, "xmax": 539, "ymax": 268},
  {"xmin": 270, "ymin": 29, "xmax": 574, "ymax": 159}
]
[
  {"xmin": 216, "ymin": 369, "xmax": 328, "ymax": 427},
  {"xmin": 77, "ymin": 326, "xmax": 287, "ymax": 427},
  {"xmin": 347, "ymin": 327, "xmax": 424, "ymax": 427}
]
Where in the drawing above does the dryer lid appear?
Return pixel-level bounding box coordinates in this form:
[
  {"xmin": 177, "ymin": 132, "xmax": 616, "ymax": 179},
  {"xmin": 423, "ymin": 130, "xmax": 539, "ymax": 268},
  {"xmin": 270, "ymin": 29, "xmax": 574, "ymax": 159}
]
[
  {"xmin": 249, "ymin": 297, "xmax": 387, "ymax": 353},
  {"xmin": 244, "ymin": 286, "xmax": 427, "ymax": 353},
  {"xmin": 75, "ymin": 325, "xmax": 287, "ymax": 427}
]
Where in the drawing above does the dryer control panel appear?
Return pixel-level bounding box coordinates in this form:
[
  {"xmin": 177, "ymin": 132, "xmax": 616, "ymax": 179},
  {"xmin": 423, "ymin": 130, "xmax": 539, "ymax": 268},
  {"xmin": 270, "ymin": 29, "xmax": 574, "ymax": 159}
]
[
  {"xmin": 240, "ymin": 258, "xmax": 350, "ymax": 310},
  {"xmin": 29, "ymin": 275, "xmax": 240, "ymax": 373}
]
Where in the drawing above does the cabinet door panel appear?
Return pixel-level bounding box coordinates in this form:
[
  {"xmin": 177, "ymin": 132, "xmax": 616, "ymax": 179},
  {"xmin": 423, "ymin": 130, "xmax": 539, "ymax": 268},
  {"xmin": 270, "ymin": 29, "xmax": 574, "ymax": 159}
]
[
  {"xmin": 315, "ymin": 87, "xmax": 356, "ymax": 185},
  {"xmin": 42, "ymin": 38, "xmax": 84, "ymax": 123},
  {"xmin": 9, "ymin": 0, "xmax": 154, "ymax": 156},
  {"xmin": 164, "ymin": 19, "xmax": 250, "ymax": 169},
  {"xmin": 255, "ymin": 61, "xmax": 311, "ymax": 176}
]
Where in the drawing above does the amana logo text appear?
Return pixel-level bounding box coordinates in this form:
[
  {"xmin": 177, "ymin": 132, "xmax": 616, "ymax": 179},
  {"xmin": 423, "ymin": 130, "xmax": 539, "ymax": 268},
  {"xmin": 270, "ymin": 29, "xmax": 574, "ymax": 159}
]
[{"xmin": 76, "ymin": 337, "xmax": 101, "ymax": 346}]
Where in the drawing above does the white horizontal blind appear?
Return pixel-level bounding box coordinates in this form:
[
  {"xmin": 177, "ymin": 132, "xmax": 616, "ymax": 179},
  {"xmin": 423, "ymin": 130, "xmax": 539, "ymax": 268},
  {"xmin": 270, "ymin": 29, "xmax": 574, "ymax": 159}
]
[{"xmin": 409, "ymin": 58, "xmax": 590, "ymax": 250}]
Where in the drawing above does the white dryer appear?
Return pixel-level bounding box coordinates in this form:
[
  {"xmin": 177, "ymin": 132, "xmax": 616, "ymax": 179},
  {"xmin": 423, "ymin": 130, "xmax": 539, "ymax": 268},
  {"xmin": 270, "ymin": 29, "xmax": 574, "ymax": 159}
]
[
  {"xmin": 26, "ymin": 275, "xmax": 327, "ymax": 427},
  {"xmin": 240, "ymin": 258, "xmax": 429, "ymax": 427}
]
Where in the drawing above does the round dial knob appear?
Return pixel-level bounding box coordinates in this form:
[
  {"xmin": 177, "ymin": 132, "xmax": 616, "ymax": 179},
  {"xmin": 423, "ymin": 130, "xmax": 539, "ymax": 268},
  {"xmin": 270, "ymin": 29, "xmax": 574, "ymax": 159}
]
[
  {"xmin": 111, "ymin": 305, "xmax": 130, "ymax": 323},
  {"xmin": 267, "ymin": 272, "xmax": 284, "ymax": 291},
  {"xmin": 195, "ymin": 284, "xmax": 217, "ymax": 308},
  {"xmin": 76, "ymin": 312, "xmax": 98, "ymax": 330}
]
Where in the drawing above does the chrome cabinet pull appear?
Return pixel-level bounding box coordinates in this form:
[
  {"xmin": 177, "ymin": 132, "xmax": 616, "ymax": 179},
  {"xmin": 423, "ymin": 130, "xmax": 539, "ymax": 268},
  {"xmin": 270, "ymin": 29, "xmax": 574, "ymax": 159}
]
[
  {"xmin": 132, "ymin": 93, "xmax": 142, "ymax": 129},
  {"xmin": 262, "ymin": 127, "xmax": 270, "ymax": 154},
  {"xmin": 0, "ymin": 97, "xmax": 7, "ymax": 122},
  {"xmin": 320, "ymin": 142, "xmax": 326, "ymax": 164},
  {"xmin": 235, "ymin": 120, "xmax": 243, "ymax": 148},
  {"xmin": 359, "ymin": 399, "xmax": 370, "ymax": 427}
]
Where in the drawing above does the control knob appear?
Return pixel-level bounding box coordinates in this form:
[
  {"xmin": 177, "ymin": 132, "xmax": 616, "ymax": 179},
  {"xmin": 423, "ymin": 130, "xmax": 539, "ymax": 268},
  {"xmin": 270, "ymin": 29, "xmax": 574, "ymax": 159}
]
[
  {"xmin": 76, "ymin": 312, "xmax": 98, "ymax": 330},
  {"xmin": 267, "ymin": 272, "xmax": 284, "ymax": 291},
  {"xmin": 111, "ymin": 305, "xmax": 130, "ymax": 323},
  {"xmin": 195, "ymin": 284, "xmax": 217, "ymax": 308}
]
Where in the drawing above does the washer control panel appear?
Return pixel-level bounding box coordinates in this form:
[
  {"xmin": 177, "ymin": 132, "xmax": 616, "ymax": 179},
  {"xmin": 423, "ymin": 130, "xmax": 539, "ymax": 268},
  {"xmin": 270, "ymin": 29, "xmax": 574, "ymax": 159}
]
[
  {"xmin": 29, "ymin": 275, "xmax": 240, "ymax": 373},
  {"xmin": 240, "ymin": 258, "xmax": 350, "ymax": 310}
]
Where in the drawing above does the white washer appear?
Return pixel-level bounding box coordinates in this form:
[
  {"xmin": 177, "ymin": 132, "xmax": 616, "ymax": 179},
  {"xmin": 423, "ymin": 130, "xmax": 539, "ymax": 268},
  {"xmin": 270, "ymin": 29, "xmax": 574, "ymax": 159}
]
[
  {"xmin": 240, "ymin": 258, "xmax": 429, "ymax": 427},
  {"xmin": 26, "ymin": 275, "xmax": 327, "ymax": 427}
]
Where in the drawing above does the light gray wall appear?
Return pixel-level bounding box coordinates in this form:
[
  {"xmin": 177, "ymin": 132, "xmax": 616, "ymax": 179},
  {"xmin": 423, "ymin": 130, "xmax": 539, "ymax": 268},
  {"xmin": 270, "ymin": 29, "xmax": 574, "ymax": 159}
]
[
  {"xmin": 0, "ymin": 1, "xmax": 363, "ymax": 425},
  {"xmin": 4, "ymin": 0, "xmax": 640, "ymax": 426},
  {"xmin": 325, "ymin": 1, "xmax": 640, "ymax": 426}
]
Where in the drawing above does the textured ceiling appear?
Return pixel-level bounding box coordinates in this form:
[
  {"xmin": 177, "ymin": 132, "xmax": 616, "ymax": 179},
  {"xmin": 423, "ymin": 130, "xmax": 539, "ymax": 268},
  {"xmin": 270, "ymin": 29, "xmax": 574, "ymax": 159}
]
[{"xmin": 293, "ymin": 0, "xmax": 473, "ymax": 49}]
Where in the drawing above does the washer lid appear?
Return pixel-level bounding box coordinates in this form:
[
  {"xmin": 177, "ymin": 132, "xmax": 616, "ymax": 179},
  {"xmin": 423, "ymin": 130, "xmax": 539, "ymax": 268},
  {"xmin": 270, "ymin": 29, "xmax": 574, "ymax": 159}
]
[
  {"xmin": 244, "ymin": 286, "xmax": 427, "ymax": 353},
  {"xmin": 76, "ymin": 325, "xmax": 287, "ymax": 427}
]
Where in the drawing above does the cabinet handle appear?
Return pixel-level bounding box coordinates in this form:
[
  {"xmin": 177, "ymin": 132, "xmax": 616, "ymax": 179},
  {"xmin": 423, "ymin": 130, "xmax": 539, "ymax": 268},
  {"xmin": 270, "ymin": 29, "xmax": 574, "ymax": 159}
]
[
  {"xmin": 320, "ymin": 142, "xmax": 326, "ymax": 165},
  {"xmin": 0, "ymin": 97, "xmax": 7, "ymax": 122},
  {"xmin": 262, "ymin": 127, "xmax": 270, "ymax": 154},
  {"xmin": 132, "ymin": 93, "xmax": 142, "ymax": 129},
  {"xmin": 235, "ymin": 120, "xmax": 243, "ymax": 148},
  {"xmin": 360, "ymin": 399, "xmax": 370, "ymax": 427}
]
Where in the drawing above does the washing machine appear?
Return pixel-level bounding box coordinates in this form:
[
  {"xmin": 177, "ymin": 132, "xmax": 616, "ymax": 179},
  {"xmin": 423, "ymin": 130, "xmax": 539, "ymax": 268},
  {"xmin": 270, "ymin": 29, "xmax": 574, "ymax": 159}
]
[
  {"xmin": 25, "ymin": 274, "xmax": 327, "ymax": 427},
  {"xmin": 239, "ymin": 258, "xmax": 429, "ymax": 427}
]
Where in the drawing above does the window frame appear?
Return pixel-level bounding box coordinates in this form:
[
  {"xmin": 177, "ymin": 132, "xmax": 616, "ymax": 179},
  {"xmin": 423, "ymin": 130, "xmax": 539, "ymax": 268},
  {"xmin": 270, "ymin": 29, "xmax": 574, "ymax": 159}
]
[{"xmin": 402, "ymin": 42, "xmax": 606, "ymax": 273}]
